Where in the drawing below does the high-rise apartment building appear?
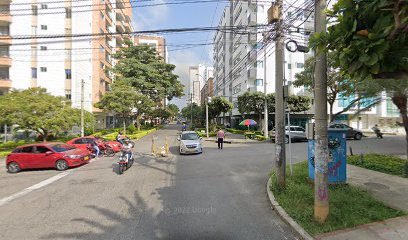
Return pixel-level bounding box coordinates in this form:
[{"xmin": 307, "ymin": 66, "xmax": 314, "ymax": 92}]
[
  {"xmin": 134, "ymin": 34, "xmax": 168, "ymax": 63},
  {"xmin": 213, "ymin": 0, "xmax": 307, "ymax": 126},
  {"xmin": 2, "ymin": 0, "xmax": 133, "ymax": 128},
  {"xmin": 188, "ymin": 64, "xmax": 213, "ymax": 105}
]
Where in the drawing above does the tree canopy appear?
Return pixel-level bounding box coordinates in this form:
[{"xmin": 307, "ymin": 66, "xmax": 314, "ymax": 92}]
[
  {"xmin": 208, "ymin": 96, "xmax": 233, "ymax": 120},
  {"xmin": 111, "ymin": 42, "xmax": 184, "ymax": 102},
  {"xmin": 0, "ymin": 88, "xmax": 91, "ymax": 141}
]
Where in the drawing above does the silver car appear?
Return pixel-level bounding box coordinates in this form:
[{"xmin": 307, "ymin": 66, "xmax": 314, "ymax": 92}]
[
  {"xmin": 269, "ymin": 126, "xmax": 307, "ymax": 143},
  {"xmin": 178, "ymin": 131, "xmax": 203, "ymax": 155}
]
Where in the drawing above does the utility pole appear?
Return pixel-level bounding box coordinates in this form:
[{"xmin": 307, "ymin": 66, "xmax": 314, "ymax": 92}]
[
  {"xmin": 314, "ymin": 0, "xmax": 329, "ymax": 223},
  {"xmin": 190, "ymin": 93, "xmax": 193, "ymax": 128},
  {"xmin": 81, "ymin": 79, "xmax": 85, "ymax": 137},
  {"xmin": 275, "ymin": 0, "xmax": 286, "ymax": 188},
  {"xmin": 3, "ymin": 124, "xmax": 7, "ymax": 143},
  {"xmin": 264, "ymin": 37, "xmax": 269, "ymax": 139},
  {"xmin": 206, "ymin": 97, "xmax": 210, "ymax": 138}
]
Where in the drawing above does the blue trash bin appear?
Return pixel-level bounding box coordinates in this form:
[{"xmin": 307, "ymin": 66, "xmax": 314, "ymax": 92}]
[{"xmin": 308, "ymin": 129, "xmax": 347, "ymax": 183}]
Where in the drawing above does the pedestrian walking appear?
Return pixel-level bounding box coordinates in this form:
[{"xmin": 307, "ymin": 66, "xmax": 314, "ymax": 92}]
[{"xmin": 217, "ymin": 129, "xmax": 225, "ymax": 149}]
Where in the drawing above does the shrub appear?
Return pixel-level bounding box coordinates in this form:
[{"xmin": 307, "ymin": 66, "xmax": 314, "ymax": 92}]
[
  {"xmin": 348, "ymin": 154, "xmax": 405, "ymax": 176},
  {"xmin": 127, "ymin": 124, "xmax": 136, "ymax": 134}
]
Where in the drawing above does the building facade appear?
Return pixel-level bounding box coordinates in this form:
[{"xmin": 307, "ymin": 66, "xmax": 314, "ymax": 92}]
[
  {"xmin": 188, "ymin": 64, "xmax": 213, "ymax": 106},
  {"xmin": 134, "ymin": 34, "xmax": 168, "ymax": 63},
  {"xmin": 2, "ymin": 0, "xmax": 133, "ymax": 128},
  {"xmin": 200, "ymin": 77, "xmax": 214, "ymax": 106},
  {"xmin": 213, "ymin": 0, "xmax": 307, "ymax": 127}
]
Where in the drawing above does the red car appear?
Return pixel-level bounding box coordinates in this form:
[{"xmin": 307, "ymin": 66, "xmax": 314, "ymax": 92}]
[
  {"xmin": 6, "ymin": 142, "xmax": 91, "ymax": 173},
  {"xmin": 67, "ymin": 136, "xmax": 122, "ymax": 152}
]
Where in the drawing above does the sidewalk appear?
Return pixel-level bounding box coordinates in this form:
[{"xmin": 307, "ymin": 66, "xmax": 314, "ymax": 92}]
[{"xmin": 316, "ymin": 165, "xmax": 408, "ymax": 240}]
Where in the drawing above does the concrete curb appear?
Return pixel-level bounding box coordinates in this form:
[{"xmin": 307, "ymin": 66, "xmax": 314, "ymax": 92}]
[{"xmin": 267, "ymin": 177, "xmax": 315, "ymax": 240}]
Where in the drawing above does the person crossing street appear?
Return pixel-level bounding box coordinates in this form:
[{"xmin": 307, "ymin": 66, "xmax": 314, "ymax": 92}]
[{"xmin": 217, "ymin": 129, "xmax": 225, "ymax": 149}]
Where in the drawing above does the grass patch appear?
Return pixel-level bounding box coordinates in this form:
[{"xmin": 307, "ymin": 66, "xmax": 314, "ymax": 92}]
[
  {"xmin": 348, "ymin": 154, "xmax": 406, "ymax": 177},
  {"xmin": 270, "ymin": 162, "xmax": 406, "ymax": 236},
  {"xmin": 196, "ymin": 131, "xmax": 217, "ymax": 137},
  {"xmin": 0, "ymin": 151, "xmax": 11, "ymax": 157}
]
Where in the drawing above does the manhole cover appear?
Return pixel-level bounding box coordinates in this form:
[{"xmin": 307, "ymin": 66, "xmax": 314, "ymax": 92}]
[{"xmin": 364, "ymin": 182, "xmax": 389, "ymax": 190}]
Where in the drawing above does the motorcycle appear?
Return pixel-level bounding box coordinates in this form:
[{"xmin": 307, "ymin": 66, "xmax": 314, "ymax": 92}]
[
  {"xmin": 100, "ymin": 143, "xmax": 116, "ymax": 157},
  {"xmin": 117, "ymin": 150, "xmax": 134, "ymax": 175},
  {"xmin": 372, "ymin": 126, "xmax": 383, "ymax": 139}
]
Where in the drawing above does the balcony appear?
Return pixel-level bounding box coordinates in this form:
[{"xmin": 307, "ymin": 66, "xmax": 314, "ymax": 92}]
[
  {"xmin": 0, "ymin": 13, "xmax": 11, "ymax": 25},
  {"xmin": 116, "ymin": 0, "xmax": 125, "ymax": 10},
  {"xmin": 0, "ymin": 56, "xmax": 11, "ymax": 66},
  {"xmin": 116, "ymin": 20, "xmax": 125, "ymax": 33},
  {"xmin": 248, "ymin": 33, "xmax": 257, "ymax": 44},
  {"xmin": 116, "ymin": 8, "xmax": 125, "ymax": 21},
  {"xmin": 248, "ymin": 0, "xmax": 257, "ymax": 10},
  {"xmin": 247, "ymin": 68, "xmax": 256, "ymax": 80},
  {"xmin": 0, "ymin": 79, "xmax": 11, "ymax": 88},
  {"xmin": 0, "ymin": 35, "xmax": 11, "ymax": 45},
  {"xmin": 124, "ymin": 22, "xmax": 132, "ymax": 32},
  {"xmin": 248, "ymin": 13, "xmax": 256, "ymax": 25}
]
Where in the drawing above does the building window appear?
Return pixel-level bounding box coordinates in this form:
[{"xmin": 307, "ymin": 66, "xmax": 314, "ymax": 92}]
[
  {"xmin": 40, "ymin": 67, "xmax": 47, "ymax": 72},
  {"xmin": 296, "ymin": 63, "xmax": 304, "ymax": 68},
  {"xmin": 0, "ymin": 67, "xmax": 9, "ymax": 79},
  {"xmin": 288, "ymin": 63, "xmax": 292, "ymax": 69},
  {"xmin": 40, "ymin": 46, "xmax": 47, "ymax": 51},
  {"xmin": 31, "ymin": 26, "xmax": 37, "ymax": 35},
  {"xmin": 65, "ymin": 8, "xmax": 72, "ymax": 18},
  {"xmin": 256, "ymin": 60, "xmax": 263, "ymax": 68},
  {"xmin": 65, "ymin": 69, "xmax": 71, "ymax": 79},
  {"xmin": 41, "ymin": 25, "xmax": 47, "ymax": 30},
  {"xmin": 31, "ymin": 68, "xmax": 37, "ymax": 78},
  {"xmin": 65, "ymin": 90, "xmax": 71, "ymax": 100},
  {"xmin": 32, "ymin": 5, "xmax": 38, "ymax": 16},
  {"xmin": 255, "ymin": 79, "xmax": 263, "ymax": 86},
  {"xmin": 41, "ymin": 4, "xmax": 48, "ymax": 9},
  {"xmin": 386, "ymin": 99, "xmax": 399, "ymax": 117}
]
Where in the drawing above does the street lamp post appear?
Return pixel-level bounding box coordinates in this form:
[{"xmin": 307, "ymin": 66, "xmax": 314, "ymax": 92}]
[{"xmin": 206, "ymin": 97, "xmax": 212, "ymax": 138}]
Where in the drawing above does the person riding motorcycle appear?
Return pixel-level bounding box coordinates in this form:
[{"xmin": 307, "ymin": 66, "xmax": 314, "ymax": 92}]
[
  {"xmin": 182, "ymin": 123, "xmax": 187, "ymax": 132},
  {"xmin": 116, "ymin": 131, "xmax": 124, "ymax": 145},
  {"xmin": 121, "ymin": 139, "xmax": 133, "ymax": 162},
  {"xmin": 372, "ymin": 124, "xmax": 383, "ymax": 139}
]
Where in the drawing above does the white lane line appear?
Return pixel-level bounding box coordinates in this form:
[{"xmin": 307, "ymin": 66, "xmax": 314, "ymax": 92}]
[
  {"xmin": 0, "ymin": 171, "xmax": 70, "ymax": 207},
  {"xmin": 0, "ymin": 158, "xmax": 97, "ymax": 207}
]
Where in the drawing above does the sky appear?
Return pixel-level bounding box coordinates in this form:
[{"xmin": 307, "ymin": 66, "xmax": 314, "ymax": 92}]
[{"xmin": 132, "ymin": 0, "xmax": 229, "ymax": 108}]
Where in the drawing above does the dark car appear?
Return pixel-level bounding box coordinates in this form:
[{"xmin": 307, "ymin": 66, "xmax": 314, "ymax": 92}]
[
  {"xmin": 6, "ymin": 142, "xmax": 91, "ymax": 173},
  {"xmin": 329, "ymin": 123, "xmax": 364, "ymax": 140}
]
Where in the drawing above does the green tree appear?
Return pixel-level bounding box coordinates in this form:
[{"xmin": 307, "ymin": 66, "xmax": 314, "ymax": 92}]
[
  {"xmin": 181, "ymin": 103, "xmax": 203, "ymax": 127},
  {"xmin": 237, "ymin": 92, "xmax": 266, "ymax": 129},
  {"xmin": 294, "ymin": 55, "xmax": 379, "ymax": 122},
  {"xmin": 0, "ymin": 88, "xmax": 89, "ymax": 141},
  {"xmin": 267, "ymin": 94, "xmax": 311, "ymax": 113},
  {"xmin": 310, "ymin": 0, "xmax": 408, "ymax": 161},
  {"xmin": 167, "ymin": 104, "xmax": 180, "ymax": 118},
  {"xmin": 151, "ymin": 108, "xmax": 172, "ymax": 122},
  {"xmin": 208, "ymin": 96, "xmax": 233, "ymax": 121},
  {"xmin": 95, "ymin": 80, "xmax": 154, "ymax": 131},
  {"xmin": 111, "ymin": 42, "xmax": 184, "ymax": 102}
]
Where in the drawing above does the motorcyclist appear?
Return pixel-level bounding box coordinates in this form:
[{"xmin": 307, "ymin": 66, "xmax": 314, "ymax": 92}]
[
  {"xmin": 116, "ymin": 131, "xmax": 124, "ymax": 145},
  {"xmin": 121, "ymin": 139, "xmax": 133, "ymax": 162},
  {"xmin": 371, "ymin": 124, "xmax": 383, "ymax": 139},
  {"xmin": 182, "ymin": 123, "xmax": 187, "ymax": 132}
]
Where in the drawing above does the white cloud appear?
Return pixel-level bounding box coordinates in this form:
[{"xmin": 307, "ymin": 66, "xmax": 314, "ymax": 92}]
[
  {"xmin": 133, "ymin": 0, "xmax": 170, "ymax": 30},
  {"xmin": 168, "ymin": 50, "xmax": 202, "ymax": 109}
]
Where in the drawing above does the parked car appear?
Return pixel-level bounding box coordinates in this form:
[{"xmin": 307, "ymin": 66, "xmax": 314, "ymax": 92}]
[
  {"xmin": 67, "ymin": 136, "xmax": 122, "ymax": 152},
  {"xmin": 269, "ymin": 126, "xmax": 307, "ymax": 143},
  {"xmin": 328, "ymin": 123, "xmax": 364, "ymax": 140},
  {"xmin": 6, "ymin": 143, "xmax": 91, "ymax": 173},
  {"xmin": 177, "ymin": 131, "xmax": 203, "ymax": 154}
]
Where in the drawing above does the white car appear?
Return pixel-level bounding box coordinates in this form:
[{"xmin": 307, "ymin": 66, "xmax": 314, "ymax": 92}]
[
  {"xmin": 269, "ymin": 126, "xmax": 307, "ymax": 143},
  {"xmin": 178, "ymin": 131, "xmax": 203, "ymax": 155}
]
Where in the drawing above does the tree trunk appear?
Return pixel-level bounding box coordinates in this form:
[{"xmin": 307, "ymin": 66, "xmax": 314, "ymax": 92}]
[
  {"xmin": 259, "ymin": 113, "xmax": 263, "ymax": 132},
  {"xmin": 135, "ymin": 114, "xmax": 141, "ymax": 131},
  {"xmin": 42, "ymin": 129, "xmax": 48, "ymax": 142},
  {"xmin": 391, "ymin": 93, "xmax": 408, "ymax": 176}
]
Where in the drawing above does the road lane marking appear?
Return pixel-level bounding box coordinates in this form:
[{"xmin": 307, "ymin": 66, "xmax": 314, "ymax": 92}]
[
  {"xmin": 0, "ymin": 158, "xmax": 97, "ymax": 207},
  {"xmin": 0, "ymin": 171, "xmax": 70, "ymax": 207}
]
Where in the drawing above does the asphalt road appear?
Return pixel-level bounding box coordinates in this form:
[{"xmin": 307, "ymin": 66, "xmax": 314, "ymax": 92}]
[{"xmin": 0, "ymin": 125, "xmax": 404, "ymax": 240}]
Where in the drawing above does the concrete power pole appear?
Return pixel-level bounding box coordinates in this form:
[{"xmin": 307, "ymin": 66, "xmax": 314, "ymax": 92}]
[
  {"xmin": 314, "ymin": 0, "xmax": 329, "ymax": 223},
  {"xmin": 275, "ymin": 0, "xmax": 286, "ymax": 188},
  {"xmin": 264, "ymin": 39, "xmax": 269, "ymax": 139},
  {"xmin": 81, "ymin": 79, "xmax": 85, "ymax": 137}
]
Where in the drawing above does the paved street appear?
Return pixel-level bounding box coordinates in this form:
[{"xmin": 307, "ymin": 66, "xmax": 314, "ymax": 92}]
[{"xmin": 0, "ymin": 124, "xmax": 405, "ymax": 240}]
